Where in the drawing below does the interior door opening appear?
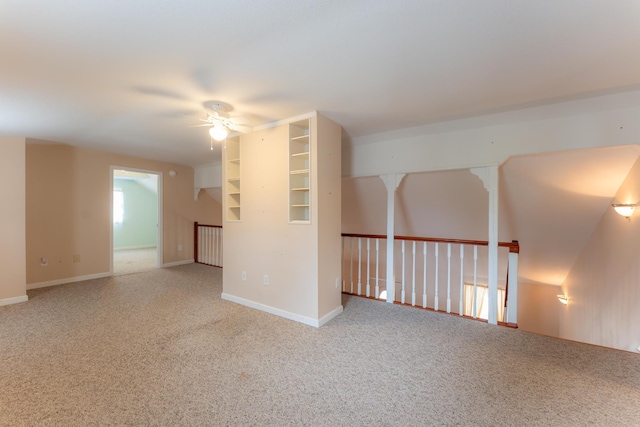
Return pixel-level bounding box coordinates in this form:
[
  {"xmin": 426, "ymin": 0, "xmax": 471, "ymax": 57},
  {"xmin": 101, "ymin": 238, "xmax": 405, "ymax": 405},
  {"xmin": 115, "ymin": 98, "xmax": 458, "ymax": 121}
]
[{"xmin": 111, "ymin": 167, "xmax": 162, "ymax": 275}]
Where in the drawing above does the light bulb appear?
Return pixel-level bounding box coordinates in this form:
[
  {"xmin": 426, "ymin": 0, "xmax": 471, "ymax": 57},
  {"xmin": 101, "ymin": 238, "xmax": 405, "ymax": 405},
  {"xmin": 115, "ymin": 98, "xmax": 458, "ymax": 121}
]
[{"xmin": 209, "ymin": 124, "xmax": 228, "ymax": 141}]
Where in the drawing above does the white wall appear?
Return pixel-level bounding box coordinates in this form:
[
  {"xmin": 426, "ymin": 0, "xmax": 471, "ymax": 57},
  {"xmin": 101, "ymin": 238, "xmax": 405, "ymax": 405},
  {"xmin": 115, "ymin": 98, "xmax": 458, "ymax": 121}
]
[
  {"xmin": 559, "ymin": 155, "xmax": 640, "ymax": 352},
  {"xmin": 345, "ymin": 91, "xmax": 640, "ymax": 178},
  {"xmin": 194, "ymin": 163, "xmax": 222, "ymax": 190},
  {"xmin": 0, "ymin": 137, "xmax": 27, "ymax": 305}
]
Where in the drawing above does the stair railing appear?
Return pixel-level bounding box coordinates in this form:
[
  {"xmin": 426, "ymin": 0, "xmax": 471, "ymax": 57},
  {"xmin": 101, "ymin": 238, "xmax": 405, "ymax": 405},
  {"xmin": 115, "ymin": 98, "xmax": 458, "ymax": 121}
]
[
  {"xmin": 341, "ymin": 233, "xmax": 519, "ymax": 327},
  {"xmin": 194, "ymin": 222, "xmax": 223, "ymax": 267}
]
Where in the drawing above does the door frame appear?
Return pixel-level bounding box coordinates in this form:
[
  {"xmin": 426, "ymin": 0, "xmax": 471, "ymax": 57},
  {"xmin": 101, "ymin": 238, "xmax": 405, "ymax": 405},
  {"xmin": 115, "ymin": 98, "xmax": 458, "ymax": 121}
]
[{"xmin": 110, "ymin": 165, "xmax": 163, "ymax": 274}]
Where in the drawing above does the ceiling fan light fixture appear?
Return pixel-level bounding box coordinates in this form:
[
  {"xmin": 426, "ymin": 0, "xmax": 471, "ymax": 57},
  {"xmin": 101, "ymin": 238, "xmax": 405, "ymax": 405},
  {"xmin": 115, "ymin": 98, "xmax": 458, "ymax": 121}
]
[{"xmin": 209, "ymin": 124, "xmax": 228, "ymax": 141}]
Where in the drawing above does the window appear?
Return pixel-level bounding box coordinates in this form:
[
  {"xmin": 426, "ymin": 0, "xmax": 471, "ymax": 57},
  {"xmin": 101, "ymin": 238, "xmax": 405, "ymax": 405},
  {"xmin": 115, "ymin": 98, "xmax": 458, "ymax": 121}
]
[
  {"xmin": 463, "ymin": 283, "xmax": 506, "ymax": 322},
  {"xmin": 113, "ymin": 189, "xmax": 124, "ymax": 224}
]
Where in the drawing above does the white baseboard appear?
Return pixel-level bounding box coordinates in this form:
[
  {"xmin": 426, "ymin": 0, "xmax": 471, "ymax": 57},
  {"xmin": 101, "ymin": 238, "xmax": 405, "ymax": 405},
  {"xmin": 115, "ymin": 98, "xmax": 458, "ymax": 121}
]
[
  {"xmin": 27, "ymin": 272, "xmax": 111, "ymax": 290},
  {"xmin": 221, "ymin": 292, "xmax": 343, "ymax": 328},
  {"xmin": 162, "ymin": 259, "xmax": 194, "ymax": 268},
  {"xmin": 0, "ymin": 295, "xmax": 29, "ymax": 306},
  {"xmin": 318, "ymin": 305, "xmax": 344, "ymax": 327}
]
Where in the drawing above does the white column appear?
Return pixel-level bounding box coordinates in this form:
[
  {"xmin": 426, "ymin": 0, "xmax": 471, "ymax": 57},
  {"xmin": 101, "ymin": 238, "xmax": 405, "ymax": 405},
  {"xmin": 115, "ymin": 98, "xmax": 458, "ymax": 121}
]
[
  {"xmin": 379, "ymin": 173, "xmax": 406, "ymax": 304},
  {"xmin": 471, "ymin": 165, "xmax": 499, "ymax": 325}
]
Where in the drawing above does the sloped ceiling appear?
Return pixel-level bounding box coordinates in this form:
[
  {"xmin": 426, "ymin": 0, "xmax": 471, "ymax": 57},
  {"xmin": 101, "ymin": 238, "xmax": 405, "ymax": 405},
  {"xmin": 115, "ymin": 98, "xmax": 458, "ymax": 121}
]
[
  {"xmin": 500, "ymin": 146, "xmax": 640, "ymax": 286},
  {"xmin": 2, "ymin": 2, "xmax": 640, "ymax": 166}
]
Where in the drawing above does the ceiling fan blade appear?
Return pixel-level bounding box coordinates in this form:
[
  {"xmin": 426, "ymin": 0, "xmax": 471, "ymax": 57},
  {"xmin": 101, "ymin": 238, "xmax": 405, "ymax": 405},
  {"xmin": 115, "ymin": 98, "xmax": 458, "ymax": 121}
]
[
  {"xmin": 213, "ymin": 111, "xmax": 230, "ymax": 119},
  {"xmin": 229, "ymin": 116, "xmax": 250, "ymax": 125},
  {"xmin": 188, "ymin": 123, "xmax": 213, "ymax": 128},
  {"xmin": 230, "ymin": 124, "xmax": 253, "ymax": 133},
  {"xmin": 179, "ymin": 114, "xmax": 210, "ymax": 123}
]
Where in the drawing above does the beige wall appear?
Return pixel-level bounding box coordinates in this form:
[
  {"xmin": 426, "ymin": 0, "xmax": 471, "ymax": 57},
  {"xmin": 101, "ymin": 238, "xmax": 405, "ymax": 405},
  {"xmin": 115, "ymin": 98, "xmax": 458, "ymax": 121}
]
[
  {"xmin": 26, "ymin": 141, "xmax": 213, "ymax": 285},
  {"xmin": 517, "ymin": 282, "xmax": 560, "ymax": 337},
  {"xmin": 194, "ymin": 190, "xmax": 222, "ymax": 226},
  {"xmin": 342, "ymin": 170, "xmax": 490, "ymax": 240},
  {"xmin": 559, "ymin": 155, "xmax": 640, "ymax": 352},
  {"xmin": 223, "ymin": 125, "xmax": 319, "ymax": 318},
  {"xmin": 0, "ymin": 137, "xmax": 27, "ymax": 303},
  {"xmin": 222, "ymin": 115, "xmax": 342, "ymax": 324}
]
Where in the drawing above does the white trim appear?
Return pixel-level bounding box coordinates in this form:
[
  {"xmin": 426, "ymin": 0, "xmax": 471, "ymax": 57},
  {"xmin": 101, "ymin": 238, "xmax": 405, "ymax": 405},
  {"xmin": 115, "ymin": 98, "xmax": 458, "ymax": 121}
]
[
  {"xmin": 110, "ymin": 166, "xmax": 163, "ymax": 274},
  {"xmin": 317, "ymin": 305, "xmax": 344, "ymax": 327},
  {"xmin": 27, "ymin": 272, "xmax": 111, "ymax": 290},
  {"xmin": 0, "ymin": 295, "xmax": 28, "ymax": 306},
  {"xmin": 113, "ymin": 245, "xmax": 157, "ymax": 251},
  {"xmin": 221, "ymin": 293, "xmax": 342, "ymax": 328},
  {"xmin": 162, "ymin": 259, "xmax": 194, "ymax": 268}
]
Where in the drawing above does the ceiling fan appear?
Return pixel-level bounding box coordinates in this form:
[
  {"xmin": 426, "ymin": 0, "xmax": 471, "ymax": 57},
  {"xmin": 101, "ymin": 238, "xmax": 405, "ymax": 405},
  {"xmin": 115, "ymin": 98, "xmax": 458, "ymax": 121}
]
[{"xmin": 191, "ymin": 101, "xmax": 252, "ymax": 142}]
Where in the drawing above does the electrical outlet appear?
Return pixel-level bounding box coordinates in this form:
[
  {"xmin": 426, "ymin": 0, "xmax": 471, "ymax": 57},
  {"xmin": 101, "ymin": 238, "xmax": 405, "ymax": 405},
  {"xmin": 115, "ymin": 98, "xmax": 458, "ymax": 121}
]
[
  {"xmin": 263, "ymin": 274, "xmax": 269, "ymax": 286},
  {"xmin": 241, "ymin": 271, "xmax": 247, "ymax": 281},
  {"xmin": 336, "ymin": 278, "xmax": 340, "ymax": 289},
  {"xmin": 73, "ymin": 254, "xmax": 80, "ymax": 263},
  {"xmin": 40, "ymin": 257, "xmax": 48, "ymax": 267},
  {"xmin": 178, "ymin": 244, "xmax": 183, "ymax": 251}
]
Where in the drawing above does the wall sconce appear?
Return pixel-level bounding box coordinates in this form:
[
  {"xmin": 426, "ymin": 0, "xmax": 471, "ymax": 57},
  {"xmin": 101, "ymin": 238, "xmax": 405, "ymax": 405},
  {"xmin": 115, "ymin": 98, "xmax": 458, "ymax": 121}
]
[
  {"xmin": 557, "ymin": 295, "xmax": 569, "ymax": 305},
  {"xmin": 612, "ymin": 203, "xmax": 636, "ymax": 219}
]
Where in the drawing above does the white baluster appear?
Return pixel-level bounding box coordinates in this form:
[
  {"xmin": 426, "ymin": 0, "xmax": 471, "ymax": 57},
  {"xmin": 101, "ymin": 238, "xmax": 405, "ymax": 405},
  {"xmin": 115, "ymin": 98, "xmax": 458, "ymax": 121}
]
[
  {"xmin": 473, "ymin": 245, "xmax": 478, "ymax": 319},
  {"xmin": 215, "ymin": 228, "xmax": 218, "ymax": 266},
  {"xmin": 375, "ymin": 239, "xmax": 380, "ymax": 298},
  {"xmin": 210, "ymin": 228, "xmax": 215, "ymax": 266},
  {"xmin": 434, "ymin": 242, "xmax": 439, "ymax": 311},
  {"xmin": 341, "ymin": 237, "xmax": 346, "ymax": 292},
  {"xmin": 197, "ymin": 227, "xmax": 201, "ymax": 263},
  {"xmin": 422, "ymin": 242, "xmax": 427, "ymax": 308},
  {"xmin": 507, "ymin": 247, "xmax": 519, "ymax": 325},
  {"xmin": 357, "ymin": 237, "xmax": 362, "ymax": 295},
  {"xmin": 447, "ymin": 243, "xmax": 451, "ymax": 313},
  {"xmin": 459, "ymin": 245, "xmax": 464, "ymax": 316},
  {"xmin": 199, "ymin": 227, "xmax": 204, "ymax": 264},
  {"xmin": 366, "ymin": 238, "xmax": 371, "ymax": 297},
  {"xmin": 411, "ymin": 241, "xmax": 416, "ymax": 306},
  {"xmin": 219, "ymin": 228, "xmax": 223, "ymax": 267},
  {"xmin": 209, "ymin": 228, "xmax": 214, "ymax": 265},
  {"xmin": 350, "ymin": 237, "xmax": 354, "ymax": 293},
  {"xmin": 401, "ymin": 240, "xmax": 406, "ymax": 304},
  {"xmin": 204, "ymin": 228, "xmax": 209, "ymax": 265},
  {"xmin": 216, "ymin": 228, "xmax": 221, "ymax": 266}
]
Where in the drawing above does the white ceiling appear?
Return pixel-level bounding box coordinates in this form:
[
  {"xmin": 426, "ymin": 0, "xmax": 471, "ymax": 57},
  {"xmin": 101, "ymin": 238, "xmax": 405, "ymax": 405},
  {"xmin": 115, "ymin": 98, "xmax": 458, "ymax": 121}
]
[{"xmin": 3, "ymin": 1, "xmax": 640, "ymax": 166}]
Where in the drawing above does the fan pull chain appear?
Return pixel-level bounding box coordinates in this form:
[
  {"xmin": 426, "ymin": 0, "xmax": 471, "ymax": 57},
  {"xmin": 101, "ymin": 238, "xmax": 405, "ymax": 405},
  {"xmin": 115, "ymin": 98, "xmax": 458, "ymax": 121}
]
[{"xmin": 210, "ymin": 137, "xmax": 214, "ymax": 151}]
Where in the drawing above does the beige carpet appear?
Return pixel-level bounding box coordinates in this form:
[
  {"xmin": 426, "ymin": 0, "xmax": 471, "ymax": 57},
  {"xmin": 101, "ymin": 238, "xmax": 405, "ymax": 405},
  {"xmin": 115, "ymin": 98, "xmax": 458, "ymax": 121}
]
[
  {"xmin": 1, "ymin": 263, "xmax": 639, "ymax": 426},
  {"xmin": 113, "ymin": 247, "xmax": 158, "ymax": 275}
]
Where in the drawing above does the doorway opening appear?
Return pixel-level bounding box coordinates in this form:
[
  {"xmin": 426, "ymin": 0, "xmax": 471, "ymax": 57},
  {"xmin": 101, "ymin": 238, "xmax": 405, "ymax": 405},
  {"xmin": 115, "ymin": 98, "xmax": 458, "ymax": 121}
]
[{"xmin": 111, "ymin": 167, "xmax": 162, "ymax": 275}]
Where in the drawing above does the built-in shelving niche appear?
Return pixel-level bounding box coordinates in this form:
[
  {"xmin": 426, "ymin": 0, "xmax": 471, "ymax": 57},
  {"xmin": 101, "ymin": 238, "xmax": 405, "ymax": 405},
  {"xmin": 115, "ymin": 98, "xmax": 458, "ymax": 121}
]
[
  {"xmin": 225, "ymin": 137, "xmax": 241, "ymax": 221},
  {"xmin": 289, "ymin": 119, "xmax": 311, "ymax": 223}
]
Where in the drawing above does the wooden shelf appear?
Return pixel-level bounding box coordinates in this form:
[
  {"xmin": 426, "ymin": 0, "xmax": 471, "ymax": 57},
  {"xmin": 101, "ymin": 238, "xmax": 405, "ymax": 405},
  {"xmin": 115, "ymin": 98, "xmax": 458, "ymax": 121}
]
[
  {"xmin": 290, "ymin": 169, "xmax": 310, "ymax": 175},
  {"xmin": 291, "ymin": 187, "xmax": 310, "ymax": 191},
  {"xmin": 291, "ymin": 134, "xmax": 309, "ymax": 141},
  {"xmin": 291, "ymin": 152, "xmax": 309, "ymax": 157}
]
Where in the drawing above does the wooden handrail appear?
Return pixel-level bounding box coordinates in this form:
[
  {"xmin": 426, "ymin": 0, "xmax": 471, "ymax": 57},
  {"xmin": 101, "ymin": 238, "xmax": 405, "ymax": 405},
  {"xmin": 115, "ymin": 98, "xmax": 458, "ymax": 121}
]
[{"xmin": 341, "ymin": 233, "xmax": 519, "ymax": 253}]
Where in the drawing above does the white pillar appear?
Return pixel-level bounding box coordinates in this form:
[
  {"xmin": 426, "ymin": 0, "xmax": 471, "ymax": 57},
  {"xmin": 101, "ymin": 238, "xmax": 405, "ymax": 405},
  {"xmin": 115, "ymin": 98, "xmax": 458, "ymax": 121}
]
[
  {"xmin": 471, "ymin": 165, "xmax": 499, "ymax": 325},
  {"xmin": 379, "ymin": 174, "xmax": 406, "ymax": 304}
]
